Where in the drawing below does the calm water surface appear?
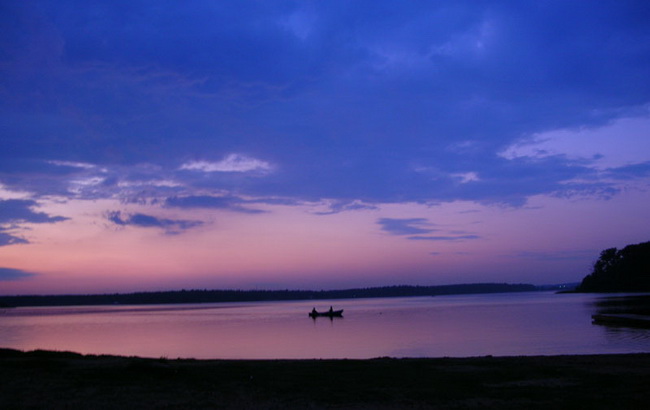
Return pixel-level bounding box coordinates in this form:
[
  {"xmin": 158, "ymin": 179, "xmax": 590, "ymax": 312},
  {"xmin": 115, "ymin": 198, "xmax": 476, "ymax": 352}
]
[{"xmin": 1, "ymin": 292, "xmax": 649, "ymax": 359}]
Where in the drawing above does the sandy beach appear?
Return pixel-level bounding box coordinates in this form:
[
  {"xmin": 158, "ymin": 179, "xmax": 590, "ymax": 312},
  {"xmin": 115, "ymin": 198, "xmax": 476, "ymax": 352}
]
[{"xmin": 1, "ymin": 348, "xmax": 649, "ymax": 409}]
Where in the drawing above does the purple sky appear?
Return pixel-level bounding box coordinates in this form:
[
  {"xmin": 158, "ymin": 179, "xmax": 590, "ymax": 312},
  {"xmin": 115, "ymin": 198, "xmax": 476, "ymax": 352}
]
[{"xmin": 1, "ymin": 0, "xmax": 650, "ymax": 294}]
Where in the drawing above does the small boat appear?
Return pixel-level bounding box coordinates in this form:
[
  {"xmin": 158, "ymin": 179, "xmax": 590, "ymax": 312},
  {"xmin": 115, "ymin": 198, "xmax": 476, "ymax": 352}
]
[{"xmin": 309, "ymin": 308, "xmax": 343, "ymax": 318}]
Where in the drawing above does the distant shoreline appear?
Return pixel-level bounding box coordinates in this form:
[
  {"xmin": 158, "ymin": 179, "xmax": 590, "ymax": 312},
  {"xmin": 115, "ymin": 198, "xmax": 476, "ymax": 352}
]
[
  {"xmin": 0, "ymin": 282, "xmax": 560, "ymax": 308},
  {"xmin": 1, "ymin": 348, "xmax": 649, "ymax": 409}
]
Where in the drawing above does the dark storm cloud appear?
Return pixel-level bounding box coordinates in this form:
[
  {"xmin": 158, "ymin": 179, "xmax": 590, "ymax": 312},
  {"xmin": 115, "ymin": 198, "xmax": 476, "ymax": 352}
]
[
  {"xmin": 1, "ymin": 1, "xmax": 650, "ymax": 207},
  {"xmin": 106, "ymin": 211, "xmax": 203, "ymax": 234},
  {"xmin": 0, "ymin": 267, "xmax": 36, "ymax": 281}
]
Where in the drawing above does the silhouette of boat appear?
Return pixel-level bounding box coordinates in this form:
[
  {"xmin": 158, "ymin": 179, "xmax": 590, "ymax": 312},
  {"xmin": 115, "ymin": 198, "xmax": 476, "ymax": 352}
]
[{"xmin": 309, "ymin": 308, "xmax": 343, "ymax": 318}]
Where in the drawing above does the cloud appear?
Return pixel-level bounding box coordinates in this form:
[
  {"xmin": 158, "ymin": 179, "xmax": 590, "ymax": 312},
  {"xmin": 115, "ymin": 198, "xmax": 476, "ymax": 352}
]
[
  {"xmin": 0, "ymin": 199, "xmax": 68, "ymax": 224},
  {"xmin": 48, "ymin": 160, "xmax": 97, "ymax": 170},
  {"xmin": 106, "ymin": 211, "xmax": 203, "ymax": 234},
  {"xmin": 1, "ymin": 1, "xmax": 650, "ymax": 209},
  {"xmin": 180, "ymin": 155, "xmax": 273, "ymax": 173},
  {"xmin": 377, "ymin": 218, "xmax": 437, "ymax": 235},
  {"xmin": 451, "ymin": 172, "xmax": 480, "ymax": 184},
  {"xmin": 0, "ymin": 232, "xmax": 28, "ymax": 247},
  {"xmin": 0, "ymin": 267, "xmax": 36, "ymax": 281},
  {"xmin": 0, "ymin": 159, "xmax": 112, "ymax": 199},
  {"xmin": 315, "ymin": 200, "xmax": 378, "ymax": 215},
  {"xmin": 165, "ymin": 195, "xmax": 265, "ymax": 214},
  {"xmin": 605, "ymin": 161, "xmax": 650, "ymax": 180},
  {"xmin": 377, "ymin": 218, "xmax": 480, "ymax": 241},
  {"xmin": 408, "ymin": 235, "xmax": 480, "ymax": 241},
  {"xmin": 500, "ymin": 116, "xmax": 650, "ymax": 170}
]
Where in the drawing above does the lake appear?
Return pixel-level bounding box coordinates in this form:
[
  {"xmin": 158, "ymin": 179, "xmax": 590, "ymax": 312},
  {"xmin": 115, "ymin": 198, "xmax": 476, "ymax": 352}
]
[{"xmin": 1, "ymin": 291, "xmax": 650, "ymax": 359}]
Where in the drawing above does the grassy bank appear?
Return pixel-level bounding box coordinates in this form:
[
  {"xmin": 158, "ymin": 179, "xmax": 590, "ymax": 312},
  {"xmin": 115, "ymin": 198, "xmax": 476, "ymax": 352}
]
[{"xmin": 1, "ymin": 348, "xmax": 649, "ymax": 409}]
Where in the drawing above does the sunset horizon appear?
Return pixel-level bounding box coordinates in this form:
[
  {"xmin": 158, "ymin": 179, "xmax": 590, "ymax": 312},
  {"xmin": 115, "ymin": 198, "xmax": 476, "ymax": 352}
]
[{"xmin": 2, "ymin": 1, "xmax": 649, "ymax": 296}]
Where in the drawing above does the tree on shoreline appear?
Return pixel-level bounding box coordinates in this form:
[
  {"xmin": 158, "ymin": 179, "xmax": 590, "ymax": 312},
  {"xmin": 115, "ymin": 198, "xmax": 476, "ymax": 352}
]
[
  {"xmin": 577, "ymin": 241, "xmax": 650, "ymax": 292},
  {"xmin": 0, "ymin": 283, "xmax": 537, "ymax": 307}
]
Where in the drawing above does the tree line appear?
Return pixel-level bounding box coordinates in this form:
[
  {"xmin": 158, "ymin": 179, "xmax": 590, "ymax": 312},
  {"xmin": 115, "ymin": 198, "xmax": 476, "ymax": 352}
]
[
  {"xmin": 0, "ymin": 283, "xmax": 537, "ymax": 307},
  {"xmin": 577, "ymin": 240, "xmax": 650, "ymax": 292}
]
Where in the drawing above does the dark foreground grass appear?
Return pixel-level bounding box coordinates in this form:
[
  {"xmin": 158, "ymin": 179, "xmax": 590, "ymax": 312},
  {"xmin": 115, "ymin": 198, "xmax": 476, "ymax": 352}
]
[{"xmin": 1, "ymin": 349, "xmax": 650, "ymax": 409}]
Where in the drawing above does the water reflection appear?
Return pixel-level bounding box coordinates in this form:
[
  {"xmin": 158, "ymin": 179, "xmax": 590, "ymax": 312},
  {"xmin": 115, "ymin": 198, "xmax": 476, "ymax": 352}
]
[
  {"xmin": 589, "ymin": 294, "xmax": 650, "ymax": 345},
  {"xmin": 1, "ymin": 292, "xmax": 650, "ymax": 359},
  {"xmin": 601, "ymin": 325, "xmax": 650, "ymax": 342},
  {"xmin": 591, "ymin": 294, "xmax": 650, "ymax": 315}
]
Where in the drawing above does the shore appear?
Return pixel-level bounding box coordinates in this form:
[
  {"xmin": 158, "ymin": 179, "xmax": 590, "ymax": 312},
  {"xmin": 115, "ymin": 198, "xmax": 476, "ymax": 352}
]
[{"xmin": 2, "ymin": 349, "xmax": 649, "ymax": 409}]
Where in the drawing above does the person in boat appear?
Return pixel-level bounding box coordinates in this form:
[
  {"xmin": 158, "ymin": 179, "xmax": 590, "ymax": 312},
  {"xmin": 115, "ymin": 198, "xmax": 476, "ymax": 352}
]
[
  {"xmin": 329, "ymin": 306, "xmax": 333, "ymax": 314},
  {"xmin": 311, "ymin": 307, "xmax": 317, "ymax": 316}
]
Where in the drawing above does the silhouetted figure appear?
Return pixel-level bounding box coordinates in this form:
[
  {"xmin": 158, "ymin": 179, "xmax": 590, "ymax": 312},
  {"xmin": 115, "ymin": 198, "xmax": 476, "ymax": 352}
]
[{"xmin": 329, "ymin": 306, "xmax": 333, "ymax": 314}]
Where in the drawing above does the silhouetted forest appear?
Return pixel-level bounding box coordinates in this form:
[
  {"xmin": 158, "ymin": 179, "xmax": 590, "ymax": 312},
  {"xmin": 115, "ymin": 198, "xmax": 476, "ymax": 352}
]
[
  {"xmin": 577, "ymin": 240, "xmax": 650, "ymax": 292},
  {"xmin": 0, "ymin": 283, "xmax": 537, "ymax": 307}
]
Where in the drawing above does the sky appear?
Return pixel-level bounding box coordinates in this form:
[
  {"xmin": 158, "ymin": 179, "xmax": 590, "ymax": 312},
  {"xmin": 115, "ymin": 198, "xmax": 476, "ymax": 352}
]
[{"xmin": 1, "ymin": 0, "xmax": 650, "ymax": 295}]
